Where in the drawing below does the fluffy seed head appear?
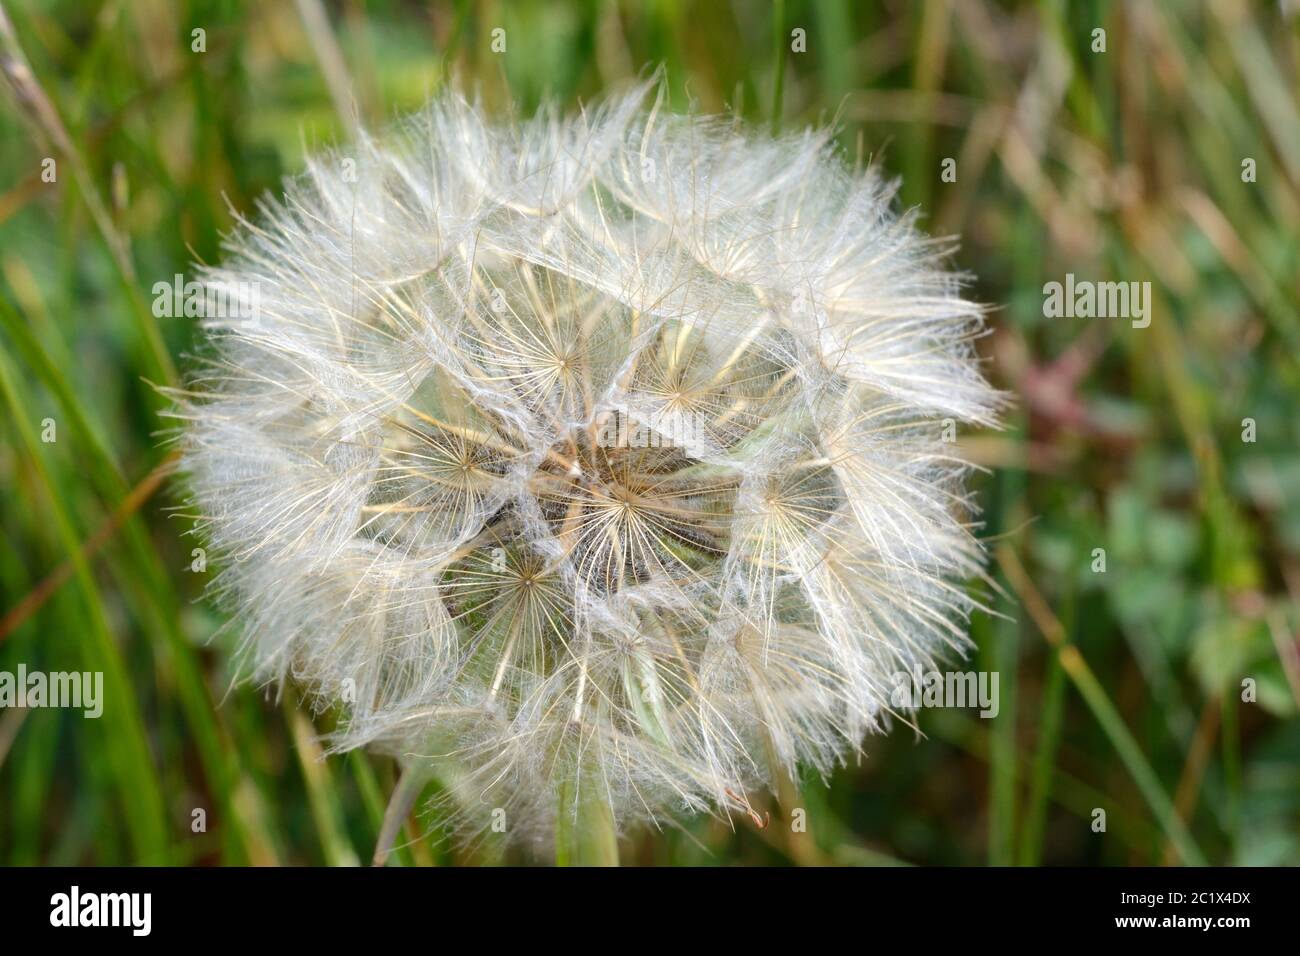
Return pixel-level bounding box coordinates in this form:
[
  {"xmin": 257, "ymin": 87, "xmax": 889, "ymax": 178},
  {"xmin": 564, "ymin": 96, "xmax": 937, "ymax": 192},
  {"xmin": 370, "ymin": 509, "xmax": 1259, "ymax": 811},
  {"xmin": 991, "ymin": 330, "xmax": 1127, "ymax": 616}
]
[{"xmin": 172, "ymin": 83, "xmax": 1000, "ymax": 845}]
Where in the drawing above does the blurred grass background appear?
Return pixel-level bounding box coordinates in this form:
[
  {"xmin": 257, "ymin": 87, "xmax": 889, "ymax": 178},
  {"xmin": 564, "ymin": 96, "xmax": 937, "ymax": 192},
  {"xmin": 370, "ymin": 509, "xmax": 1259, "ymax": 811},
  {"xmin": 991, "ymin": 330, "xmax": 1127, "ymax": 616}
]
[{"xmin": 1, "ymin": 0, "xmax": 1298, "ymax": 866}]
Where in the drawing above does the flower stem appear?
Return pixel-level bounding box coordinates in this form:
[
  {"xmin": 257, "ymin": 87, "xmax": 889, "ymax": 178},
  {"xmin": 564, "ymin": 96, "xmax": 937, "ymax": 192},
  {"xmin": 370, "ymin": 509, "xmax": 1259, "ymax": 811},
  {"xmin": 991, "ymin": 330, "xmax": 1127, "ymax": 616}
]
[
  {"xmin": 373, "ymin": 763, "xmax": 431, "ymax": 866},
  {"xmin": 555, "ymin": 777, "xmax": 619, "ymax": 867}
]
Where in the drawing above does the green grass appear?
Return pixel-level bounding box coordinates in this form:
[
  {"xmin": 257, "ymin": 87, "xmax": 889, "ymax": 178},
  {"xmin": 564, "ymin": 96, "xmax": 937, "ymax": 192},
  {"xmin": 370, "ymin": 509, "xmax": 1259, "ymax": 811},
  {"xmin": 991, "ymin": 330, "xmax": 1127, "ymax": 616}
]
[{"xmin": 1, "ymin": 0, "xmax": 1298, "ymax": 866}]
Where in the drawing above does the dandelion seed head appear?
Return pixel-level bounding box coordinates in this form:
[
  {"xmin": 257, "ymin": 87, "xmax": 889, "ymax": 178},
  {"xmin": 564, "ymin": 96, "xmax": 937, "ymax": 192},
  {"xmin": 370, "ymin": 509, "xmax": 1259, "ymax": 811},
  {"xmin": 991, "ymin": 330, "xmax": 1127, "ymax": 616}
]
[{"xmin": 172, "ymin": 81, "xmax": 1000, "ymax": 846}]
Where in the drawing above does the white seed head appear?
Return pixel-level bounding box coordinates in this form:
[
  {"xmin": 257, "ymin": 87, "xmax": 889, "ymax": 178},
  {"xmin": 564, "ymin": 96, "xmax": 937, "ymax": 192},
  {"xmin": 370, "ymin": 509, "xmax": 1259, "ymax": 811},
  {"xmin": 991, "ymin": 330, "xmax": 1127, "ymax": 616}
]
[{"xmin": 171, "ymin": 82, "xmax": 1000, "ymax": 846}]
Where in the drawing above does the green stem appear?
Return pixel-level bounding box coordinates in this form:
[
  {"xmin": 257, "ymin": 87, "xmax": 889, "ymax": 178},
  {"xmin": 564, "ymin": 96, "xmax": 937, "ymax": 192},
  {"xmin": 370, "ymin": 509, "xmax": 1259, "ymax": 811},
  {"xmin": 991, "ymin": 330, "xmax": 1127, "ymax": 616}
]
[
  {"xmin": 555, "ymin": 777, "xmax": 619, "ymax": 867},
  {"xmin": 1018, "ymin": 653, "xmax": 1066, "ymax": 866},
  {"xmin": 770, "ymin": 0, "xmax": 786, "ymax": 136},
  {"xmin": 1061, "ymin": 645, "xmax": 1208, "ymax": 866},
  {"xmin": 372, "ymin": 761, "xmax": 430, "ymax": 866}
]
